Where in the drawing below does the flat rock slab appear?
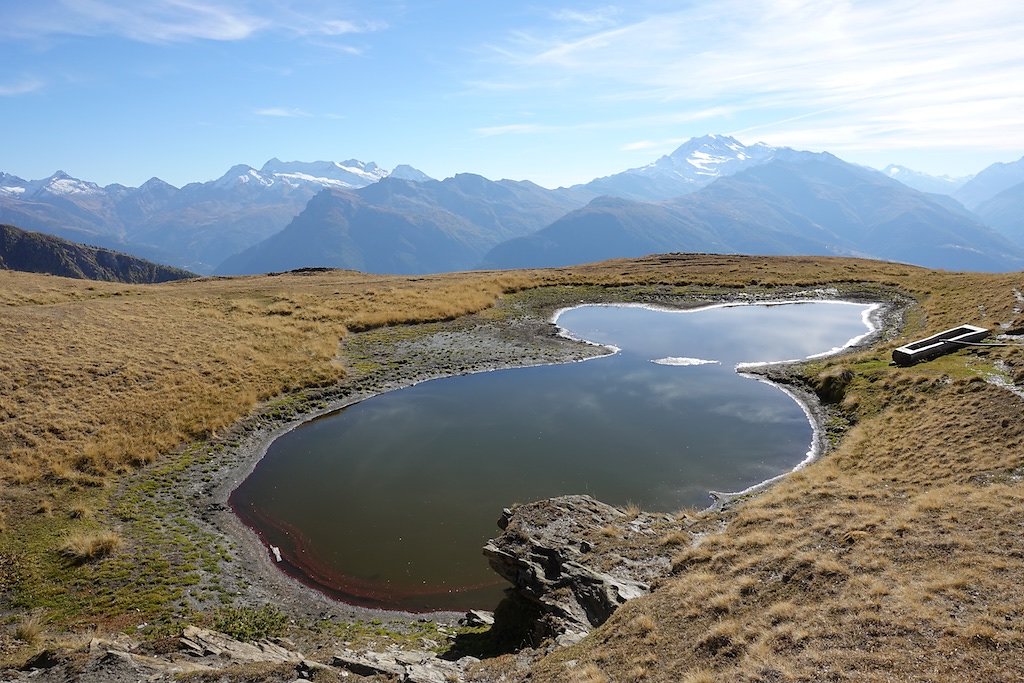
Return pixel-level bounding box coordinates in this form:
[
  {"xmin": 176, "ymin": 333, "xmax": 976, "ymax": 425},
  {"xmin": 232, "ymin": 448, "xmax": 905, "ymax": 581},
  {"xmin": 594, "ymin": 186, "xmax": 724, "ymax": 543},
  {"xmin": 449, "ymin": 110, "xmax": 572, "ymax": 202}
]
[
  {"xmin": 333, "ymin": 648, "xmax": 479, "ymax": 682},
  {"xmin": 180, "ymin": 625, "xmax": 305, "ymax": 664}
]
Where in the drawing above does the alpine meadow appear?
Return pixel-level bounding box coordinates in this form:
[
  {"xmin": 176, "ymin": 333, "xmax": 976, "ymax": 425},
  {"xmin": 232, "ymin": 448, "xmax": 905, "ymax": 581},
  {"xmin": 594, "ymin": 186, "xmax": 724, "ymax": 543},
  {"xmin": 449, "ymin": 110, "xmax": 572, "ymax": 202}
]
[{"xmin": 2, "ymin": 1, "xmax": 1024, "ymax": 681}]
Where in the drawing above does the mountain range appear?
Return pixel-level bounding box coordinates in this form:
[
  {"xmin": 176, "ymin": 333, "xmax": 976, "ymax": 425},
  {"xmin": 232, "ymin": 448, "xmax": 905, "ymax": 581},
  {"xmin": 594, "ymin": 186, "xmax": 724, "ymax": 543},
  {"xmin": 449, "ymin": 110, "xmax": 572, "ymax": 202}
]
[
  {"xmin": 483, "ymin": 150, "xmax": 1021, "ymax": 272},
  {"xmin": 2, "ymin": 135, "xmax": 1023, "ymax": 278},
  {"xmin": 0, "ymin": 159, "xmax": 425, "ymax": 273},
  {"xmin": 217, "ymin": 173, "xmax": 591, "ymax": 275}
]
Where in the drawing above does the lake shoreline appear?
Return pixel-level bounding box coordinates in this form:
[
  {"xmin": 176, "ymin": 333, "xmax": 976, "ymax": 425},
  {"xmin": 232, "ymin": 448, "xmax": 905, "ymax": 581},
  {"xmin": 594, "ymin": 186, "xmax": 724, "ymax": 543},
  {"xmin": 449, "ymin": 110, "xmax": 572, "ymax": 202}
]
[{"xmin": 185, "ymin": 285, "xmax": 898, "ymax": 627}]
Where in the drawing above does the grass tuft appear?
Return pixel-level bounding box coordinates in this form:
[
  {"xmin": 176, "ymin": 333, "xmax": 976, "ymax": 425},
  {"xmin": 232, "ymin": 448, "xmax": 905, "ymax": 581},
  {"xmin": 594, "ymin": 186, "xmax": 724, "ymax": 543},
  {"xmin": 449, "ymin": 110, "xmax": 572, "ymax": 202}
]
[
  {"xmin": 61, "ymin": 529, "xmax": 121, "ymax": 562},
  {"xmin": 213, "ymin": 605, "xmax": 288, "ymax": 642},
  {"xmin": 14, "ymin": 612, "xmax": 44, "ymax": 644}
]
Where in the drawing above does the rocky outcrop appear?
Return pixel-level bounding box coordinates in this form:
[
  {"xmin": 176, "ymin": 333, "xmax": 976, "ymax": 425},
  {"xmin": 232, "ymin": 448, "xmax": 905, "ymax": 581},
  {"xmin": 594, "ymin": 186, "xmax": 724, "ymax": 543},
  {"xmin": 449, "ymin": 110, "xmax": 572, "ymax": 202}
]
[
  {"xmin": 10, "ymin": 628, "xmax": 314, "ymax": 682},
  {"xmin": 179, "ymin": 625, "xmax": 305, "ymax": 664},
  {"xmin": 483, "ymin": 495, "xmax": 682, "ymax": 641},
  {"xmin": 8, "ymin": 627, "xmax": 482, "ymax": 683},
  {"xmin": 333, "ymin": 648, "xmax": 479, "ymax": 682}
]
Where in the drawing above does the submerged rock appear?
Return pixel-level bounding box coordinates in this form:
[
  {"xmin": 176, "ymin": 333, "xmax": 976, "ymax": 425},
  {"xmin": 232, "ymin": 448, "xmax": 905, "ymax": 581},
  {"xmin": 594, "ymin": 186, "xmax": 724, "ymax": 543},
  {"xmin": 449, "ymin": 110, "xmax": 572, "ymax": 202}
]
[{"xmin": 483, "ymin": 495, "xmax": 678, "ymax": 640}]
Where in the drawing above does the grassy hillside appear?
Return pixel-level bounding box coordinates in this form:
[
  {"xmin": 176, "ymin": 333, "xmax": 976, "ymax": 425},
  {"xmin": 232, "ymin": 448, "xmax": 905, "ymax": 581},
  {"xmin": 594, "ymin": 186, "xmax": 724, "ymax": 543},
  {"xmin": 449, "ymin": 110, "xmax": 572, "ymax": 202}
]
[
  {"xmin": 1, "ymin": 255, "xmax": 1022, "ymax": 679},
  {"xmin": 0, "ymin": 224, "xmax": 194, "ymax": 283}
]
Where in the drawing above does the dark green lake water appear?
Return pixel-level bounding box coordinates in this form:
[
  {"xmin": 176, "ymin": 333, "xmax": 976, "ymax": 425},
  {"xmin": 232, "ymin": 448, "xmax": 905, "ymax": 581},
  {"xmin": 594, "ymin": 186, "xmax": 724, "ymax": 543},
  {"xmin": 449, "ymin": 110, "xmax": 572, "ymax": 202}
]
[{"xmin": 230, "ymin": 301, "xmax": 875, "ymax": 612}]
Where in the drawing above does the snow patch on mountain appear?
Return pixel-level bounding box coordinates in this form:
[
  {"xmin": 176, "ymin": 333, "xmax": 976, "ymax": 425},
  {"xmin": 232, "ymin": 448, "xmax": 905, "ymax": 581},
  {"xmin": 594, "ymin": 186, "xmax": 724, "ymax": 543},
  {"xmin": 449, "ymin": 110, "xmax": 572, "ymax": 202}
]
[
  {"xmin": 271, "ymin": 172, "xmax": 363, "ymax": 190},
  {"xmin": 257, "ymin": 158, "xmax": 388, "ymax": 190},
  {"xmin": 43, "ymin": 173, "xmax": 103, "ymax": 196},
  {"xmin": 633, "ymin": 134, "xmax": 776, "ymax": 185}
]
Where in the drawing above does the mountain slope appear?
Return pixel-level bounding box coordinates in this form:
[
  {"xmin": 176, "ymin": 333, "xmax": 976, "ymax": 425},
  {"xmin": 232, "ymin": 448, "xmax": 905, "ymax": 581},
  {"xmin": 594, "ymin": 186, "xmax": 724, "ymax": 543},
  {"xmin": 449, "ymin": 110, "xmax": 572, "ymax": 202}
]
[
  {"xmin": 975, "ymin": 180, "xmax": 1024, "ymax": 247},
  {"xmin": 0, "ymin": 223, "xmax": 194, "ymax": 282},
  {"xmin": 216, "ymin": 175, "xmax": 592, "ymax": 275},
  {"xmin": 215, "ymin": 188, "xmax": 494, "ymax": 275},
  {"xmin": 483, "ymin": 151, "xmax": 1024, "ymax": 272},
  {"xmin": 953, "ymin": 155, "xmax": 1024, "ymax": 209},
  {"xmin": 577, "ymin": 134, "xmax": 775, "ymax": 201}
]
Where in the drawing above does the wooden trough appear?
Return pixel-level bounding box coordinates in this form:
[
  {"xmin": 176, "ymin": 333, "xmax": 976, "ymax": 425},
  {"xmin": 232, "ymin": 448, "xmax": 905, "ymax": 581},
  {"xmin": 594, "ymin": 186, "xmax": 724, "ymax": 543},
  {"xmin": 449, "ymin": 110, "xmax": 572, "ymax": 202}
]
[{"xmin": 892, "ymin": 324, "xmax": 989, "ymax": 366}]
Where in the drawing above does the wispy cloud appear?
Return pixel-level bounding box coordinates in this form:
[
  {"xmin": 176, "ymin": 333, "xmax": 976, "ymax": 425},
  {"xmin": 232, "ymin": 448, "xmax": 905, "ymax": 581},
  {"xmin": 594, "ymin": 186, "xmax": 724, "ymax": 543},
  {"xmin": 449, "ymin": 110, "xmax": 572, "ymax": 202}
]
[
  {"xmin": 0, "ymin": 78, "xmax": 45, "ymax": 96},
  {"xmin": 484, "ymin": 0, "xmax": 1024, "ymax": 152},
  {"xmin": 549, "ymin": 7, "xmax": 621, "ymax": 29},
  {"xmin": 475, "ymin": 106, "xmax": 739, "ymax": 144},
  {"xmin": 0, "ymin": 1, "xmax": 385, "ymax": 44},
  {"xmin": 620, "ymin": 139, "xmax": 681, "ymax": 152},
  {"xmin": 253, "ymin": 107, "xmax": 311, "ymax": 118},
  {"xmin": 475, "ymin": 123, "xmax": 552, "ymax": 137}
]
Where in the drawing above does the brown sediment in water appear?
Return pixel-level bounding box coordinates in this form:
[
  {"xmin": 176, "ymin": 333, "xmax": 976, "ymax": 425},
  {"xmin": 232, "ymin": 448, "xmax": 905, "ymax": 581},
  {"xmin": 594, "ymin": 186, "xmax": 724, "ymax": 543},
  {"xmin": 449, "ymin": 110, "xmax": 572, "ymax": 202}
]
[{"xmin": 228, "ymin": 487, "xmax": 505, "ymax": 612}]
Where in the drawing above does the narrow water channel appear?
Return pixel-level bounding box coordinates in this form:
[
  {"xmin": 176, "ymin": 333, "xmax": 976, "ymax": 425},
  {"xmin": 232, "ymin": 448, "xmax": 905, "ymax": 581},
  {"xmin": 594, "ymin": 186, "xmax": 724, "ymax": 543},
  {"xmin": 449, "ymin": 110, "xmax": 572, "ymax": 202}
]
[{"xmin": 230, "ymin": 301, "xmax": 875, "ymax": 612}]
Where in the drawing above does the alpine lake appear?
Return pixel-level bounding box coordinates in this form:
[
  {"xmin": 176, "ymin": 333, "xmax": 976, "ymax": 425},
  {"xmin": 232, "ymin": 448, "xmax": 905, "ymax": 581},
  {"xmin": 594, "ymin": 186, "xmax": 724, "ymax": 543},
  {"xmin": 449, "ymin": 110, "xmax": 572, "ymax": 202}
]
[{"xmin": 230, "ymin": 301, "xmax": 876, "ymax": 612}]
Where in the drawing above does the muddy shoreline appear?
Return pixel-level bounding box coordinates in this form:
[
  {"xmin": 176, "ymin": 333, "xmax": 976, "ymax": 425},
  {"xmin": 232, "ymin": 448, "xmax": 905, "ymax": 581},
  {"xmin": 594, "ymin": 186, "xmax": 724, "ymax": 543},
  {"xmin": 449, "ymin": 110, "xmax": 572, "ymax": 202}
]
[
  {"xmin": 190, "ymin": 306, "xmax": 609, "ymax": 626},
  {"xmin": 182, "ymin": 285, "xmax": 904, "ymax": 628}
]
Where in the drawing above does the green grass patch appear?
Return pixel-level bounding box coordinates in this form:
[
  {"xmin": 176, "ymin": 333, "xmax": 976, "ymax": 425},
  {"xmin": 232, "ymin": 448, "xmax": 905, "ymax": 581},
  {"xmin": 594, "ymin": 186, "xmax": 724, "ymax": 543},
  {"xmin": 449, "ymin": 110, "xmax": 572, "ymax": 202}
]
[{"xmin": 213, "ymin": 604, "xmax": 288, "ymax": 642}]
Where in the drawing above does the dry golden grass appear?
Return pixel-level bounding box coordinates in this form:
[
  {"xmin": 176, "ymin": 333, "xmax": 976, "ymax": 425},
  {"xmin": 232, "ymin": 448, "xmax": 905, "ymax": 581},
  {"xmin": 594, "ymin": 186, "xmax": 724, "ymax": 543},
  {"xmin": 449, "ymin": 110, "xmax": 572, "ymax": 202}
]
[
  {"xmin": 13, "ymin": 612, "xmax": 43, "ymax": 644},
  {"xmin": 529, "ymin": 263, "xmax": 1024, "ymax": 681},
  {"xmin": 1, "ymin": 254, "xmax": 1023, "ymax": 676},
  {"xmin": 67, "ymin": 502, "xmax": 92, "ymax": 519},
  {"xmin": 61, "ymin": 529, "xmax": 122, "ymax": 562},
  {"xmin": 1, "ymin": 254, "xmax": 949, "ymax": 493}
]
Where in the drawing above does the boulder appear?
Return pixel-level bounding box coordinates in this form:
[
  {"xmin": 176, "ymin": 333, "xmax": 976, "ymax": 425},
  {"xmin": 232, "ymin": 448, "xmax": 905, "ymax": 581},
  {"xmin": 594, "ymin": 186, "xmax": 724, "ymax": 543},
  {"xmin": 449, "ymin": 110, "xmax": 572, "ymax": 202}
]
[{"xmin": 483, "ymin": 495, "xmax": 677, "ymax": 639}]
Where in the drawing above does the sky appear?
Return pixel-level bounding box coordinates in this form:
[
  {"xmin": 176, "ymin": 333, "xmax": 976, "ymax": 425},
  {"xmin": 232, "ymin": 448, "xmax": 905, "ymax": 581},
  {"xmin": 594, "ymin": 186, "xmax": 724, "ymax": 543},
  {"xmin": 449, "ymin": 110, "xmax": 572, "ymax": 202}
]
[{"xmin": 2, "ymin": 0, "xmax": 1023, "ymax": 188}]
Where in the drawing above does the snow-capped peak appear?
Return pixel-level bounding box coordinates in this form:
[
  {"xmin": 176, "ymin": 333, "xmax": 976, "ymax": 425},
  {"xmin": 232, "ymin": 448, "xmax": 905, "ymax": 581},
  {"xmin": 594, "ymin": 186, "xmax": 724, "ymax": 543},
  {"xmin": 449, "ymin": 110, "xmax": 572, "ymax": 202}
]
[
  {"xmin": 258, "ymin": 158, "xmax": 388, "ymax": 189},
  {"xmin": 39, "ymin": 170, "xmax": 103, "ymax": 196},
  {"xmin": 389, "ymin": 164, "xmax": 433, "ymax": 183},
  {"xmin": 212, "ymin": 164, "xmax": 274, "ymax": 190},
  {"xmin": 635, "ymin": 134, "xmax": 776, "ymax": 183}
]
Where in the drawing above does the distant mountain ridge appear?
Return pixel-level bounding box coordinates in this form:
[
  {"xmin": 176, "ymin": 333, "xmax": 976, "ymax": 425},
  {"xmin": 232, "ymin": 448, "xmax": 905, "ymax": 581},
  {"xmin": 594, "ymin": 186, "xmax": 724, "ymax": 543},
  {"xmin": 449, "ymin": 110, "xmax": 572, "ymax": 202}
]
[
  {"xmin": 0, "ymin": 160, "xmax": 432, "ymax": 274},
  {"xmin": 953, "ymin": 156, "xmax": 1024, "ymax": 209},
  {"xmin": 882, "ymin": 165, "xmax": 972, "ymax": 195},
  {"xmin": 483, "ymin": 151, "xmax": 1024, "ymax": 273},
  {"xmin": 975, "ymin": 181, "xmax": 1024, "ymax": 248},
  {"xmin": 0, "ymin": 223, "xmax": 194, "ymax": 283},
  {"xmin": 216, "ymin": 174, "xmax": 592, "ymax": 275},
  {"xmin": 4, "ymin": 138, "xmax": 1024, "ymax": 277}
]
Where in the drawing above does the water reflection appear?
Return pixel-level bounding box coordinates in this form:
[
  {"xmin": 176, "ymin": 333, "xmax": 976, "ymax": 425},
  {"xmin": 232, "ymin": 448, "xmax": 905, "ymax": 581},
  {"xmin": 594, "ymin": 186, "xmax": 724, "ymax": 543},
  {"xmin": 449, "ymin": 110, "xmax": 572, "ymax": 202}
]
[{"xmin": 230, "ymin": 301, "xmax": 874, "ymax": 612}]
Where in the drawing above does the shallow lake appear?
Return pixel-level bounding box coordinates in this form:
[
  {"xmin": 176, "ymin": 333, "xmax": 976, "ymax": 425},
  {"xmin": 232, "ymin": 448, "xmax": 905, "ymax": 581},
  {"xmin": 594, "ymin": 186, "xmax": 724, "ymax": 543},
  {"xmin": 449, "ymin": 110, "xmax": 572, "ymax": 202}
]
[{"xmin": 230, "ymin": 301, "xmax": 875, "ymax": 612}]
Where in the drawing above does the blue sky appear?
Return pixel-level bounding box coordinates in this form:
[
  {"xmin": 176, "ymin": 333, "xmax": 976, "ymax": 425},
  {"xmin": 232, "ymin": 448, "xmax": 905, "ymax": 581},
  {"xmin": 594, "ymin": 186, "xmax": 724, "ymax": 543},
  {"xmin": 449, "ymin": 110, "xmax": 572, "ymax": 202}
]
[{"xmin": 2, "ymin": 0, "xmax": 1023, "ymax": 188}]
